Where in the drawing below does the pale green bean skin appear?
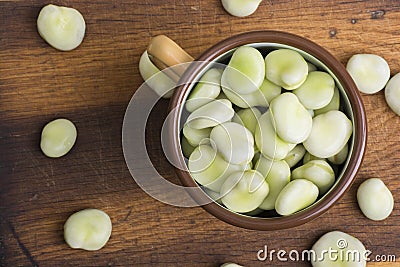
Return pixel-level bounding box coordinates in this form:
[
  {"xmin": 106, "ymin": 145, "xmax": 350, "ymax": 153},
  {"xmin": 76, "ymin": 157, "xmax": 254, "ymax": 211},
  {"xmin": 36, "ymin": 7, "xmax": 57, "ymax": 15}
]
[
  {"xmin": 220, "ymin": 263, "xmax": 243, "ymax": 267},
  {"xmin": 221, "ymin": 46, "xmax": 265, "ymax": 95},
  {"xmin": 64, "ymin": 209, "xmax": 112, "ymax": 251},
  {"xmin": 303, "ymin": 151, "xmax": 324, "ymax": 164},
  {"xmin": 37, "ymin": 4, "xmax": 86, "ymax": 51},
  {"xmin": 255, "ymin": 156, "xmax": 290, "ymax": 210},
  {"xmin": 185, "ymin": 68, "xmax": 222, "ymax": 112},
  {"xmin": 328, "ymin": 143, "xmax": 348, "ymax": 165},
  {"xmin": 293, "ymin": 71, "xmax": 335, "ymax": 109},
  {"xmin": 221, "ymin": 0, "xmax": 262, "ymax": 17},
  {"xmin": 222, "ymin": 78, "xmax": 280, "ymax": 108},
  {"xmin": 188, "ymin": 145, "xmax": 249, "ymax": 192},
  {"xmin": 314, "ymin": 87, "xmax": 340, "ymax": 116},
  {"xmin": 284, "ymin": 144, "xmax": 306, "ymax": 168},
  {"xmin": 357, "ymin": 178, "xmax": 393, "ymax": 221},
  {"xmin": 255, "ymin": 111, "xmax": 295, "ymax": 160},
  {"xmin": 292, "ymin": 160, "xmax": 335, "ymax": 195},
  {"xmin": 232, "ymin": 108, "xmax": 261, "ymax": 134},
  {"xmin": 385, "ymin": 72, "xmax": 400, "ymax": 116},
  {"xmin": 210, "ymin": 122, "xmax": 254, "ymax": 165},
  {"xmin": 182, "ymin": 124, "xmax": 212, "ymax": 147},
  {"xmin": 346, "ymin": 54, "xmax": 390, "ymax": 94},
  {"xmin": 265, "ymin": 49, "xmax": 308, "ymax": 90},
  {"xmin": 303, "ymin": 110, "xmax": 352, "ymax": 158},
  {"xmin": 222, "ymin": 87, "xmax": 266, "ymax": 108},
  {"xmin": 220, "ymin": 170, "xmax": 269, "ymax": 213},
  {"xmin": 139, "ymin": 51, "xmax": 175, "ymax": 98},
  {"xmin": 186, "ymin": 99, "xmax": 234, "ymax": 129},
  {"xmin": 181, "ymin": 136, "xmax": 195, "ymax": 158},
  {"xmin": 275, "ymin": 179, "xmax": 319, "ymax": 216},
  {"xmin": 40, "ymin": 118, "xmax": 77, "ymax": 158},
  {"xmin": 259, "ymin": 78, "xmax": 282, "ymax": 103},
  {"xmin": 270, "ymin": 92, "xmax": 312, "ymax": 143},
  {"xmin": 311, "ymin": 231, "xmax": 367, "ymax": 267}
]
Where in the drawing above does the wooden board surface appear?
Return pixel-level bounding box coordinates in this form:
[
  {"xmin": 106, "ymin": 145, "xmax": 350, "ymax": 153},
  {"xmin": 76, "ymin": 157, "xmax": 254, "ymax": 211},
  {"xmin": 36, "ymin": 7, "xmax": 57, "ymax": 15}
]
[{"xmin": 1, "ymin": 0, "xmax": 399, "ymax": 266}]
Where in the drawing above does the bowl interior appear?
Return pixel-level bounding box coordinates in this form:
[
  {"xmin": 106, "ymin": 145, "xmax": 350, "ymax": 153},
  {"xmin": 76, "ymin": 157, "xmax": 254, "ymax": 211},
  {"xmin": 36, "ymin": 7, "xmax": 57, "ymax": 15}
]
[{"xmin": 171, "ymin": 31, "xmax": 366, "ymax": 230}]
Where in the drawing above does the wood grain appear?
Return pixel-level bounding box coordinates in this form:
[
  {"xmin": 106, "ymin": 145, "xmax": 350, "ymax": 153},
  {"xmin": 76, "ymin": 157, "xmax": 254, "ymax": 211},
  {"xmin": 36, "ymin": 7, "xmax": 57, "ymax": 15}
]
[{"xmin": 1, "ymin": 0, "xmax": 399, "ymax": 266}]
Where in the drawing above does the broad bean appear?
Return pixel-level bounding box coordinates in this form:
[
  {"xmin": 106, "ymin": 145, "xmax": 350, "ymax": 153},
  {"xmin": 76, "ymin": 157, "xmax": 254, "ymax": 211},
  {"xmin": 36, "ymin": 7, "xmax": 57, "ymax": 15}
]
[
  {"xmin": 357, "ymin": 178, "xmax": 393, "ymax": 221},
  {"xmin": 210, "ymin": 122, "xmax": 254, "ymax": 165},
  {"xmin": 303, "ymin": 110, "xmax": 352, "ymax": 158},
  {"xmin": 385, "ymin": 72, "xmax": 400, "ymax": 116},
  {"xmin": 270, "ymin": 92, "xmax": 312, "ymax": 143},
  {"xmin": 185, "ymin": 68, "xmax": 222, "ymax": 112},
  {"xmin": 293, "ymin": 71, "xmax": 334, "ymax": 109},
  {"xmin": 292, "ymin": 160, "xmax": 335, "ymax": 195},
  {"xmin": 186, "ymin": 99, "xmax": 234, "ymax": 129},
  {"xmin": 346, "ymin": 54, "xmax": 390, "ymax": 94},
  {"xmin": 221, "ymin": 170, "xmax": 269, "ymax": 213},
  {"xmin": 37, "ymin": 4, "xmax": 85, "ymax": 51},
  {"xmin": 64, "ymin": 209, "xmax": 112, "ymax": 251},
  {"xmin": 275, "ymin": 179, "xmax": 319, "ymax": 216},
  {"xmin": 221, "ymin": 46, "xmax": 265, "ymax": 95},
  {"xmin": 40, "ymin": 118, "xmax": 77, "ymax": 158},
  {"xmin": 265, "ymin": 49, "xmax": 308, "ymax": 90}
]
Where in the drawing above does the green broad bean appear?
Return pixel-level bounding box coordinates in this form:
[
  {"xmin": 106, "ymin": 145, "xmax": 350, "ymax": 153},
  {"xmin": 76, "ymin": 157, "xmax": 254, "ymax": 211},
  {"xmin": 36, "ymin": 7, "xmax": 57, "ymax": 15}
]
[
  {"xmin": 270, "ymin": 92, "xmax": 312, "ymax": 143},
  {"xmin": 327, "ymin": 143, "xmax": 348, "ymax": 165},
  {"xmin": 284, "ymin": 144, "xmax": 306, "ymax": 168},
  {"xmin": 64, "ymin": 209, "xmax": 112, "ymax": 251},
  {"xmin": 221, "ymin": 46, "xmax": 265, "ymax": 95},
  {"xmin": 303, "ymin": 110, "xmax": 352, "ymax": 158},
  {"xmin": 292, "ymin": 160, "xmax": 335, "ymax": 195},
  {"xmin": 210, "ymin": 122, "xmax": 254, "ymax": 165},
  {"xmin": 311, "ymin": 231, "xmax": 367, "ymax": 267},
  {"xmin": 220, "ymin": 263, "xmax": 243, "ymax": 267},
  {"xmin": 293, "ymin": 71, "xmax": 335, "ymax": 109},
  {"xmin": 385, "ymin": 72, "xmax": 400, "ymax": 116},
  {"xmin": 182, "ymin": 124, "xmax": 212, "ymax": 147},
  {"xmin": 275, "ymin": 179, "xmax": 319, "ymax": 216},
  {"xmin": 255, "ymin": 156, "xmax": 290, "ymax": 210},
  {"xmin": 139, "ymin": 51, "xmax": 175, "ymax": 98},
  {"xmin": 259, "ymin": 78, "xmax": 282, "ymax": 103},
  {"xmin": 346, "ymin": 54, "xmax": 390, "ymax": 94},
  {"xmin": 222, "ymin": 78, "xmax": 280, "ymax": 108},
  {"xmin": 221, "ymin": 170, "xmax": 269, "ymax": 213},
  {"xmin": 185, "ymin": 68, "xmax": 222, "ymax": 112},
  {"xmin": 232, "ymin": 108, "xmax": 261, "ymax": 134},
  {"xmin": 255, "ymin": 111, "xmax": 296, "ymax": 160},
  {"xmin": 303, "ymin": 151, "xmax": 324, "ymax": 164},
  {"xmin": 37, "ymin": 4, "xmax": 85, "ymax": 51},
  {"xmin": 314, "ymin": 87, "xmax": 340, "ymax": 116},
  {"xmin": 221, "ymin": 0, "xmax": 262, "ymax": 17},
  {"xmin": 186, "ymin": 99, "xmax": 234, "ymax": 129},
  {"xmin": 357, "ymin": 178, "xmax": 393, "ymax": 221},
  {"xmin": 40, "ymin": 118, "xmax": 77, "ymax": 158},
  {"xmin": 188, "ymin": 145, "xmax": 249, "ymax": 192},
  {"xmin": 181, "ymin": 135, "xmax": 195, "ymax": 158},
  {"xmin": 265, "ymin": 49, "xmax": 308, "ymax": 90},
  {"xmin": 222, "ymin": 86, "xmax": 268, "ymax": 108}
]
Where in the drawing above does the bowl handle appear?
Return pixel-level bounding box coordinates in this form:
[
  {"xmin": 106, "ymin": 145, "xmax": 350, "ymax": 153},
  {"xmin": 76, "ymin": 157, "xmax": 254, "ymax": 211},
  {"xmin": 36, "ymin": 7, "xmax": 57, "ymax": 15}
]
[{"xmin": 147, "ymin": 35, "xmax": 194, "ymax": 82}]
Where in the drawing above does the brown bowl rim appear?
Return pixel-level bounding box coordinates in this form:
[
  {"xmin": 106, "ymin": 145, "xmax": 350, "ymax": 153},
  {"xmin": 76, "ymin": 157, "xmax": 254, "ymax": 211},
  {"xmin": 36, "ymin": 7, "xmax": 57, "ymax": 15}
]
[{"xmin": 168, "ymin": 30, "xmax": 367, "ymax": 231}]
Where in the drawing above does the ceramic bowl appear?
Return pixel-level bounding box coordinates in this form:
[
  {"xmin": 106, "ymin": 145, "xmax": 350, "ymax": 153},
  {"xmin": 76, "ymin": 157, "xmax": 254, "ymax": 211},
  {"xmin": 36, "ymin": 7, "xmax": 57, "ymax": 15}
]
[{"xmin": 168, "ymin": 31, "xmax": 367, "ymax": 230}]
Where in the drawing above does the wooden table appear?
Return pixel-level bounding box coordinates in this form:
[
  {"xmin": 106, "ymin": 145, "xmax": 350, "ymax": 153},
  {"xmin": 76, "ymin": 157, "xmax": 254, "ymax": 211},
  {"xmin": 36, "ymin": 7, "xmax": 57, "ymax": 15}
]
[{"xmin": 1, "ymin": 0, "xmax": 399, "ymax": 266}]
